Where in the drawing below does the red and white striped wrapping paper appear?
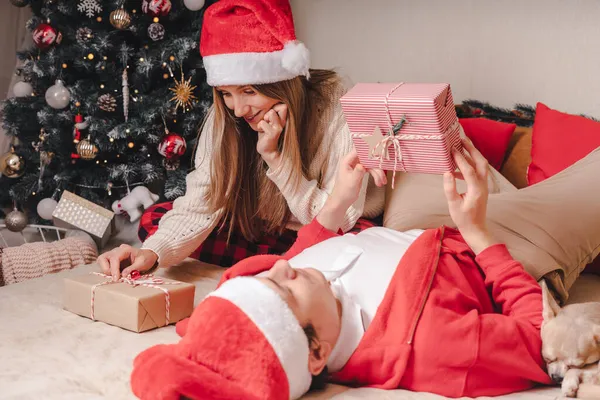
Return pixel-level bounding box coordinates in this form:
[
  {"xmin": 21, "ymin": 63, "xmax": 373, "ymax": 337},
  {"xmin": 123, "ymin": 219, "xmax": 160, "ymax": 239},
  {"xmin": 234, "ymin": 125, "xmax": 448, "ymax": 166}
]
[{"xmin": 340, "ymin": 82, "xmax": 463, "ymax": 174}]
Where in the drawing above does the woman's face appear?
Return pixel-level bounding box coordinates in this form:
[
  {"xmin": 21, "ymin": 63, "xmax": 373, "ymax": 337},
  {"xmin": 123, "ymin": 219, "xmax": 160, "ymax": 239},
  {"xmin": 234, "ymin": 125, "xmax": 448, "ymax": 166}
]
[{"xmin": 216, "ymin": 85, "xmax": 280, "ymax": 132}]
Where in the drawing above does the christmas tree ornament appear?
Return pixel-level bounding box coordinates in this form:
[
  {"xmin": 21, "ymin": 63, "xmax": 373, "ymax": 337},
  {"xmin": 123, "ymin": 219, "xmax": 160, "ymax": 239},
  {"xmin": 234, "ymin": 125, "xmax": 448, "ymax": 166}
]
[
  {"xmin": 32, "ymin": 127, "xmax": 48, "ymax": 152},
  {"xmin": 76, "ymin": 136, "xmax": 98, "ymax": 160},
  {"xmin": 72, "ymin": 114, "xmax": 90, "ymax": 146},
  {"xmin": 158, "ymin": 132, "xmax": 187, "ymax": 160},
  {"xmin": 13, "ymin": 81, "xmax": 34, "ymax": 97},
  {"xmin": 78, "ymin": 0, "xmax": 103, "ymax": 18},
  {"xmin": 37, "ymin": 197, "xmax": 58, "ymax": 220},
  {"xmin": 148, "ymin": 22, "xmax": 165, "ymax": 41},
  {"xmin": 111, "ymin": 186, "xmax": 159, "ymax": 222},
  {"xmin": 76, "ymin": 27, "xmax": 93, "ymax": 44},
  {"xmin": 98, "ymin": 94, "xmax": 117, "ymax": 112},
  {"xmin": 33, "ymin": 23, "xmax": 63, "ymax": 50},
  {"xmin": 10, "ymin": 0, "xmax": 29, "ymax": 6},
  {"xmin": 169, "ymin": 70, "xmax": 197, "ymax": 113},
  {"xmin": 45, "ymin": 79, "xmax": 71, "ymax": 109},
  {"xmin": 0, "ymin": 147, "xmax": 26, "ymax": 178},
  {"xmin": 5, "ymin": 208, "xmax": 28, "ymax": 233},
  {"xmin": 163, "ymin": 159, "xmax": 180, "ymax": 171},
  {"xmin": 142, "ymin": 0, "xmax": 172, "ymax": 17},
  {"xmin": 110, "ymin": 7, "xmax": 132, "ymax": 30},
  {"xmin": 183, "ymin": 0, "xmax": 205, "ymax": 11},
  {"xmin": 122, "ymin": 68, "xmax": 130, "ymax": 121}
]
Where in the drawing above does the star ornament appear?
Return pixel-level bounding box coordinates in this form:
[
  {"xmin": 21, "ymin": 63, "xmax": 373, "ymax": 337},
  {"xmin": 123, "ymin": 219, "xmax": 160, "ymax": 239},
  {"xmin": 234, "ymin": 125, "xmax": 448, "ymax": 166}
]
[
  {"xmin": 360, "ymin": 126, "xmax": 390, "ymax": 160},
  {"xmin": 169, "ymin": 72, "xmax": 197, "ymax": 112}
]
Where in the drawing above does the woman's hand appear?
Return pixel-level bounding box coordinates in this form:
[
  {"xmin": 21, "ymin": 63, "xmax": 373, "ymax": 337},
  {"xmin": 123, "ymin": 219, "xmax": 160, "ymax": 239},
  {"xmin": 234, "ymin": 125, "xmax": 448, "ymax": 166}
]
[
  {"xmin": 329, "ymin": 150, "xmax": 369, "ymax": 210},
  {"xmin": 443, "ymin": 137, "xmax": 498, "ymax": 254},
  {"xmin": 257, "ymin": 103, "xmax": 288, "ymax": 167},
  {"xmin": 318, "ymin": 150, "xmax": 367, "ymax": 231},
  {"xmin": 97, "ymin": 244, "xmax": 159, "ymax": 281}
]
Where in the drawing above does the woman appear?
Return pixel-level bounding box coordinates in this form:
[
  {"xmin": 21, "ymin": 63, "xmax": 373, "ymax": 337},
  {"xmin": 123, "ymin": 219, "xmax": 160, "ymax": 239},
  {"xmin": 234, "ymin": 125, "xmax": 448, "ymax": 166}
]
[{"xmin": 97, "ymin": 0, "xmax": 386, "ymax": 280}]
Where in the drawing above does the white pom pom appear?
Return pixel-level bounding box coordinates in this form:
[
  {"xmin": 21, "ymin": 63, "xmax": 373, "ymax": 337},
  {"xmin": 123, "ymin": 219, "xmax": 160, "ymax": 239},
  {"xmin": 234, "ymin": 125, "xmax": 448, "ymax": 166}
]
[{"xmin": 281, "ymin": 41, "xmax": 310, "ymax": 78}]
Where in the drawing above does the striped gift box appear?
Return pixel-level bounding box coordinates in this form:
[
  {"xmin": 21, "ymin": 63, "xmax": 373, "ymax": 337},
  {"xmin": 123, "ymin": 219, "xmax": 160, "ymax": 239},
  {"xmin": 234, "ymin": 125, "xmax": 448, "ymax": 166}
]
[{"xmin": 340, "ymin": 82, "xmax": 462, "ymax": 174}]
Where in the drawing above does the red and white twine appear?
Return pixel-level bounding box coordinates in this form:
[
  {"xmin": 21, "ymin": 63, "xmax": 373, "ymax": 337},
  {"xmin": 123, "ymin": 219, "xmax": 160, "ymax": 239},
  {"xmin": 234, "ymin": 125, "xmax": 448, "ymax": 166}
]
[
  {"xmin": 368, "ymin": 82, "xmax": 454, "ymax": 189},
  {"xmin": 90, "ymin": 272, "xmax": 180, "ymax": 326}
]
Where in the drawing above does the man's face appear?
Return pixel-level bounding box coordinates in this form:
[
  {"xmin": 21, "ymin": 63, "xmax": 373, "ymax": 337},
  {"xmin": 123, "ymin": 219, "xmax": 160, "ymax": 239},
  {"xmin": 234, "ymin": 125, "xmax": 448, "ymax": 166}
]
[{"xmin": 256, "ymin": 260, "xmax": 342, "ymax": 351}]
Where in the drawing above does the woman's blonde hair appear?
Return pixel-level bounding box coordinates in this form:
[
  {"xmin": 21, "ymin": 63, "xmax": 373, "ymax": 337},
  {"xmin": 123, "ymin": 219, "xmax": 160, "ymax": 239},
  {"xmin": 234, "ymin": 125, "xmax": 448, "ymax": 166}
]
[{"xmin": 205, "ymin": 69, "xmax": 340, "ymax": 242}]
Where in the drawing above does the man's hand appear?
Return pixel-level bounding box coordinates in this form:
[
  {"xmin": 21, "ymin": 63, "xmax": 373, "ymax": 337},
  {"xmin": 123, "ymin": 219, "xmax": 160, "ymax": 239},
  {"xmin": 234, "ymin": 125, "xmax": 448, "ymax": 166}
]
[
  {"xmin": 317, "ymin": 150, "xmax": 368, "ymax": 231},
  {"xmin": 443, "ymin": 137, "xmax": 499, "ymax": 254}
]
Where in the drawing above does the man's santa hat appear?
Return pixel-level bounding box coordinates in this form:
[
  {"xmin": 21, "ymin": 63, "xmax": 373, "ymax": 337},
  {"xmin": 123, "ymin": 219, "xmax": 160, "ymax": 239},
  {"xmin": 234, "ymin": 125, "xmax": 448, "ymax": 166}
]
[
  {"xmin": 130, "ymin": 277, "xmax": 312, "ymax": 400},
  {"xmin": 200, "ymin": 0, "xmax": 310, "ymax": 86}
]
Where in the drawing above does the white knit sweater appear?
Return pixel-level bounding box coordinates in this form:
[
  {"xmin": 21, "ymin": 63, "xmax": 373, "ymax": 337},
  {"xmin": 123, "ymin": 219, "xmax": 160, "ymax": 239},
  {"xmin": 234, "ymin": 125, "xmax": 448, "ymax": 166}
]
[{"xmin": 143, "ymin": 85, "xmax": 385, "ymax": 267}]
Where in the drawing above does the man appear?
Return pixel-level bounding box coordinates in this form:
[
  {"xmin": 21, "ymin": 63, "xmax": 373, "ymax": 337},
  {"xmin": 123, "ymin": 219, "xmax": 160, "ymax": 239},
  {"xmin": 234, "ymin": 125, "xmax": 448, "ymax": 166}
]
[{"xmin": 130, "ymin": 138, "xmax": 553, "ymax": 400}]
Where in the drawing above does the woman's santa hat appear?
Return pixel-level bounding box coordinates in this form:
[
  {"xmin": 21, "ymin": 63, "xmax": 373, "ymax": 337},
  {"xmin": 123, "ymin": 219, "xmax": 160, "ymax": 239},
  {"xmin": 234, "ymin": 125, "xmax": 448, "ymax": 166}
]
[
  {"xmin": 200, "ymin": 0, "xmax": 310, "ymax": 86},
  {"xmin": 130, "ymin": 277, "xmax": 312, "ymax": 400}
]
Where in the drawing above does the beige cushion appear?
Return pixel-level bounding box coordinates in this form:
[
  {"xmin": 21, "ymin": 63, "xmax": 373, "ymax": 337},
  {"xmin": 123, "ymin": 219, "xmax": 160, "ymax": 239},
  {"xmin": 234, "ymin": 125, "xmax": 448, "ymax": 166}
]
[
  {"xmin": 383, "ymin": 147, "xmax": 600, "ymax": 303},
  {"xmin": 500, "ymin": 126, "xmax": 532, "ymax": 189}
]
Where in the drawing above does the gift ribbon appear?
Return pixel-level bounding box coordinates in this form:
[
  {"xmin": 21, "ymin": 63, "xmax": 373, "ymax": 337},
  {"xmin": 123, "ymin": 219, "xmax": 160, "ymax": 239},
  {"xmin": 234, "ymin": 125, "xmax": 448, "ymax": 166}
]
[
  {"xmin": 369, "ymin": 83, "xmax": 455, "ymax": 189},
  {"xmin": 89, "ymin": 271, "xmax": 180, "ymax": 326}
]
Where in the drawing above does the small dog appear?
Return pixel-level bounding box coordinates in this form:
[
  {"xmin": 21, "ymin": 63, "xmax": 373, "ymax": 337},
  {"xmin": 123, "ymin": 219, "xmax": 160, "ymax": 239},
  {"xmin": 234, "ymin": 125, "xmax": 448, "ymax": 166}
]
[{"xmin": 540, "ymin": 280, "xmax": 600, "ymax": 397}]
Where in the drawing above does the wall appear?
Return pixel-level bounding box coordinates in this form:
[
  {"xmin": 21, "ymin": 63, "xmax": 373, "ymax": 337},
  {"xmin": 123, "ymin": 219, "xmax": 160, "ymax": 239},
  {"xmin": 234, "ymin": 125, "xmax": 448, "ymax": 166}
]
[{"xmin": 291, "ymin": 0, "xmax": 600, "ymax": 118}]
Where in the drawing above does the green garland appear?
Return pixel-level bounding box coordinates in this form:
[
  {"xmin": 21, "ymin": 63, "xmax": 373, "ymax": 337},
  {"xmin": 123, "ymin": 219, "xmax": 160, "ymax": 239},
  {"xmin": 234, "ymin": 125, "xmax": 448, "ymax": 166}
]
[{"xmin": 455, "ymin": 100, "xmax": 598, "ymax": 127}]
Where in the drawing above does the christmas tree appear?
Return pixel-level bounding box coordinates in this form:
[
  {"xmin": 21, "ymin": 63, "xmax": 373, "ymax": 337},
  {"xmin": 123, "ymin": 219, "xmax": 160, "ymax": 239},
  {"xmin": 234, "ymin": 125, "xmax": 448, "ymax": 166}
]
[{"xmin": 1, "ymin": 0, "xmax": 212, "ymax": 228}]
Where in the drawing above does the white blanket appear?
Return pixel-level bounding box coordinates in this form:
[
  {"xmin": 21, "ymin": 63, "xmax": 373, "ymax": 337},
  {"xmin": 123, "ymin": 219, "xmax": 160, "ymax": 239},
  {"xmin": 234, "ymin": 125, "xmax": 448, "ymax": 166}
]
[{"xmin": 3, "ymin": 260, "xmax": 595, "ymax": 400}]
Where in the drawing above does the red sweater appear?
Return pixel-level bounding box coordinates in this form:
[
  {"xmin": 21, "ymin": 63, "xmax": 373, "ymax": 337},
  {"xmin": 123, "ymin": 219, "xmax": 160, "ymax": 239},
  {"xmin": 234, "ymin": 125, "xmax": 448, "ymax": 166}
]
[{"xmin": 194, "ymin": 219, "xmax": 553, "ymax": 397}]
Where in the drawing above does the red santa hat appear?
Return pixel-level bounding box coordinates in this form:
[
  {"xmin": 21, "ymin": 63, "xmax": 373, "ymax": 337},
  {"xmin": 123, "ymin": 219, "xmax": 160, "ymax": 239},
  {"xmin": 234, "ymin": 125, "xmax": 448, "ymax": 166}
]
[
  {"xmin": 200, "ymin": 0, "xmax": 310, "ymax": 86},
  {"xmin": 130, "ymin": 277, "xmax": 312, "ymax": 400}
]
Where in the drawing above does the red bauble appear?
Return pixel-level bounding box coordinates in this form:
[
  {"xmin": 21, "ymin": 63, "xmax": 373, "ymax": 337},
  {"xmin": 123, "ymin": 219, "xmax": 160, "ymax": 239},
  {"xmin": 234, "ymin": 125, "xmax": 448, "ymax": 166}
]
[
  {"xmin": 158, "ymin": 132, "xmax": 187, "ymax": 160},
  {"xmin": 33, "ymin": 23, "xmax": 62, "ymax": 50},
  {"xmin": 142, "ymin": 0, "xmax": 172, "ymax": 17}
]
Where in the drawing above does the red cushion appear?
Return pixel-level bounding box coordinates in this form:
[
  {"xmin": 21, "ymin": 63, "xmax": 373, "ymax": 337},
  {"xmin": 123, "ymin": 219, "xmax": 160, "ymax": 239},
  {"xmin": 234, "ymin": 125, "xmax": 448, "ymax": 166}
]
[
  {"xmin": 528, "ymin": 103, "xmax": 600, "ymax": 185},
  {"xmin": 459, "ymin": 118, "xmax": 516, "ymax": 170}
]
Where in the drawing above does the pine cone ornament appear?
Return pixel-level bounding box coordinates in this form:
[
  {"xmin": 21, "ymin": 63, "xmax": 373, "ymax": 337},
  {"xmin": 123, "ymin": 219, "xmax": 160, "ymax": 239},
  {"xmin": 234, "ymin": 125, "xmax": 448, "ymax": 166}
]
[
  {"xmin": 98, "ymin": 94, "xmax": 117, "ymax": 112},
  {"xmin": 148, "ymin": 22, "xmax": 165, "ymax": 41},
  {"xmin": 76, "ymin": 27, "xmax": 93, "ymax": 44}
]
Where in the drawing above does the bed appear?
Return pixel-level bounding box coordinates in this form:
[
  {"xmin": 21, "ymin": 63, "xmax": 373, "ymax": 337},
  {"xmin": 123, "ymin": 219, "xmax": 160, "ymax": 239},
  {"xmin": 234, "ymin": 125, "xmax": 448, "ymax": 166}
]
[{"xmin": 1, "ymin": 256, "xmax": 599, "ymax": 399}]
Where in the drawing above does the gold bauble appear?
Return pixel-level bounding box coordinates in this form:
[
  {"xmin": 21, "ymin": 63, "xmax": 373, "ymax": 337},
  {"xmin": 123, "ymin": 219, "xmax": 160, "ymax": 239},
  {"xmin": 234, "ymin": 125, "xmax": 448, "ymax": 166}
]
[
  {"xmin": 110, "ymin": 8, "xmax": 132, "ymax": 30},
  {"xmin": 76, "ymin": 138, "xmax": 98, "ymax": 160},
  {"xmin": 0, "ymin": 150, "xmax": 25, "ymax": 178}
]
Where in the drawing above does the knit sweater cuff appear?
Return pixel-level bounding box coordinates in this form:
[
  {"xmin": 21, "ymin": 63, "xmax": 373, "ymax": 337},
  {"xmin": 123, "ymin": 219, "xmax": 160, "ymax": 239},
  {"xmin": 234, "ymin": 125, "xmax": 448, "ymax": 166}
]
[{"xmin": 141, "ymin": 234, "xmax": 173, "ymax": 265}]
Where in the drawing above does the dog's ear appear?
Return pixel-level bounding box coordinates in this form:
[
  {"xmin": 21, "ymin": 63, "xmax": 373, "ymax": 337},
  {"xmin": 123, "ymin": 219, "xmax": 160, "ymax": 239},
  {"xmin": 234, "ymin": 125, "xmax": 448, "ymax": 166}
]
[{"xmin": 540, "ymin": 279, "xmax": 561, "ymax": 322}]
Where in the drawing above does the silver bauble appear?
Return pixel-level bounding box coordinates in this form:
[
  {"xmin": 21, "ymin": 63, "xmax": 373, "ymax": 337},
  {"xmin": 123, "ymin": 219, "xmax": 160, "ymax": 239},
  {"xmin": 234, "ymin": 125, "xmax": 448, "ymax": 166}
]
[
  {"xmin": 45, "ymin": 79, "xmax": 71, "ymax": 109},
  {"xmin": 13, "ymin": 81, "xmax": 33, "ymax": 97},
  {"xmin": 183, "ymin": 0, "xmax": 205, "ymax": 11},
  {"xmin": 5, "ymin": 209, "xmax": 28, "ymax": 232},
  {"xmin": 37, "ymin": 198, "xmax": 58, "ymax": 220}
]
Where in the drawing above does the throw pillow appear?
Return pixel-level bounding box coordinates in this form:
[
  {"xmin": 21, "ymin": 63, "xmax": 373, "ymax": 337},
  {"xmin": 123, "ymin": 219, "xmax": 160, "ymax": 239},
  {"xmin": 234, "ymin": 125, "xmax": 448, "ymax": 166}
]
[
  {"xmin": 528, "ymin": 102, "xmax": 600, "ymax": 185},
  {"xmin": 383, "ymin": 147, "xmax": 600, "ymax": 303},
  {"xmin": 459, "ymin": 118, "xmax": 516, "ymax": 170}
]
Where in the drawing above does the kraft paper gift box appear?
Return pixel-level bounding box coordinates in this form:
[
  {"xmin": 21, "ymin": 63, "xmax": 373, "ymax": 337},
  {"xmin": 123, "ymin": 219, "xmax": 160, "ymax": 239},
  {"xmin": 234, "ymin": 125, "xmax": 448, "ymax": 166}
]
[
  {"xmin": 340, "ymin": 83, "xmax": 463, "ymax": 178},
  {"xmin": 63, "ymin": 270, "xmax": 195, "ymax": 333},
  {"xmin": 52, "ymin": 190, "xmax": 114, "ymax": 248}
]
